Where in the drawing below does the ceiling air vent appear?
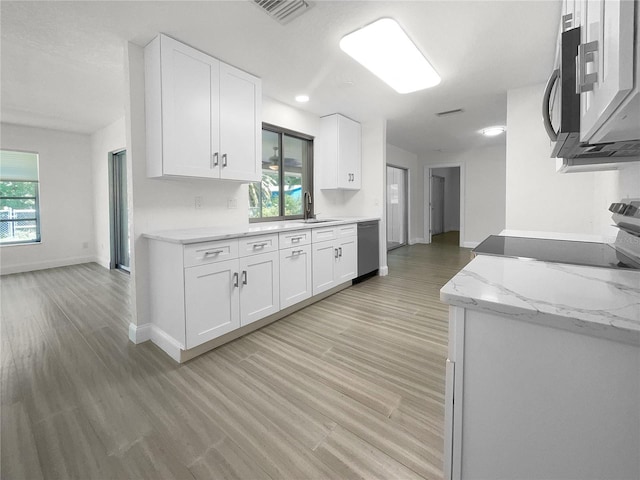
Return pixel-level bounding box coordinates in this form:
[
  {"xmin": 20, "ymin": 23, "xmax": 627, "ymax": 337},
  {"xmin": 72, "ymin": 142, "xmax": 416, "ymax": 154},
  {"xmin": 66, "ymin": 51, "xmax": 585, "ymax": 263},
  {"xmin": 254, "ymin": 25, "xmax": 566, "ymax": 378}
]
[{"xmin": 253, "ymin": 0, "xmax": 314, "ymax": 25}]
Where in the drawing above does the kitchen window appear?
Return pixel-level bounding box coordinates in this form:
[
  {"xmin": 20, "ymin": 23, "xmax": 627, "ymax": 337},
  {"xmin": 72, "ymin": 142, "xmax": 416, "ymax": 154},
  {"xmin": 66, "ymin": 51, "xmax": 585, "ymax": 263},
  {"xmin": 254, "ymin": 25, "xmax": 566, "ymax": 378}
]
[
  {"xmin": 0, "ymin": 150, "xmax": 41, "ymax": 245},
  {"xmin": 249, "ymin": 124, "xmax": 313, "ymax": 221}
]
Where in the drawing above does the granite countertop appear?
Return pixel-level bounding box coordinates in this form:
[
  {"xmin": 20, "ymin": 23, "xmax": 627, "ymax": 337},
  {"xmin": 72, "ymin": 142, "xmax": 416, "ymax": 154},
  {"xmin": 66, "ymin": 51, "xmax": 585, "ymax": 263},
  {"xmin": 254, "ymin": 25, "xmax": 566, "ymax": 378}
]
[
  {"xmin": 143, "ymin": 217, "xmax": 380, "ymax": 244},
  {"xmin": 440, "ymin": 255, "xmax": 640, "ymax": 345}
]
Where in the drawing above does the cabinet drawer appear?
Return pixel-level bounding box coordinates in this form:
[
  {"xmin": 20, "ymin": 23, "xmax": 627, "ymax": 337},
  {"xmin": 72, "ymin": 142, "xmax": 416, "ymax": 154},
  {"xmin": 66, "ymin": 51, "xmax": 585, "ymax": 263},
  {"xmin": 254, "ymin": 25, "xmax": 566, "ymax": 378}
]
[
  {"xmin": 312, "ymin": 226, "xmax": 337, "ymax": 243},
  {"xmin": 279, "ymin": 230, "xmax": 311, "ymax": 248},
  {"xmin": 336, "ymin": 223, "xmax": 357, "ymax": 238},
  {"xmin": 238, "ymin": 234, "xmax": 279, "ymax": 257},
  {"xmin": 184, "ymin": 239, "xmax": 239, "ymax": 268}
]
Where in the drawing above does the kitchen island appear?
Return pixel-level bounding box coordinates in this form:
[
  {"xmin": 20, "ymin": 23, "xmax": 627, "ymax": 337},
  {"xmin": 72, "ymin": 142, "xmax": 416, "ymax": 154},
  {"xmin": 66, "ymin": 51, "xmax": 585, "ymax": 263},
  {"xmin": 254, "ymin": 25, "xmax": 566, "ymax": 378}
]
[{"xmin": 440, "ymin": 253, "xmax": 640, "ymax": 480}]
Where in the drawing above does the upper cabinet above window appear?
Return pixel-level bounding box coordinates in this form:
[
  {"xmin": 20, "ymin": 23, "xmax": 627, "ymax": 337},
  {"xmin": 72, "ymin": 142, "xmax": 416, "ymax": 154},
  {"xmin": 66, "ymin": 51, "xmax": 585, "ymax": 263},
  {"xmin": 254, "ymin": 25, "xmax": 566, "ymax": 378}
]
[
  {"xmin": 317, "ymin": 114, "xmax": 362, "ymax": 190},
  {"xmin": 144, "ymin": 34, "xmax": 261, "ymax": 182}
]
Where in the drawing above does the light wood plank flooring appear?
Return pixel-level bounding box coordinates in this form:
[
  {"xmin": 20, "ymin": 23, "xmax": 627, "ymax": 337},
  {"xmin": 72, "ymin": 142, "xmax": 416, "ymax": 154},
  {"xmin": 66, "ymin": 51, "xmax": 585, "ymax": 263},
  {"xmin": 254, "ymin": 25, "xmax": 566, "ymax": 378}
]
[{"xmin": 1, "ymin": 243, "xmax": 471, "ymax": 480}]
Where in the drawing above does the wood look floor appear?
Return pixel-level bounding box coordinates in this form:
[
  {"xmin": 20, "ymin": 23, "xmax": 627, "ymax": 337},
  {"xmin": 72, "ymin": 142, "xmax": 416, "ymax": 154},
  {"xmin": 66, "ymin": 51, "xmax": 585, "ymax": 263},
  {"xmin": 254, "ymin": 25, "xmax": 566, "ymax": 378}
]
[{"xmin": 1, "ymin": 243, "xmax": 471, "ymax": 480}]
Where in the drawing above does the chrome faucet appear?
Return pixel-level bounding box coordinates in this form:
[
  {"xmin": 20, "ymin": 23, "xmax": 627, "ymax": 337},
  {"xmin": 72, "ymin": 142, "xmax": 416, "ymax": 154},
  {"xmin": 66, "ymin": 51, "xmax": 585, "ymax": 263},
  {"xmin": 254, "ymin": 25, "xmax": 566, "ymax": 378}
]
[{"xmin": 304, "ymin": 191, "xmax": 313, "ymax": 220}]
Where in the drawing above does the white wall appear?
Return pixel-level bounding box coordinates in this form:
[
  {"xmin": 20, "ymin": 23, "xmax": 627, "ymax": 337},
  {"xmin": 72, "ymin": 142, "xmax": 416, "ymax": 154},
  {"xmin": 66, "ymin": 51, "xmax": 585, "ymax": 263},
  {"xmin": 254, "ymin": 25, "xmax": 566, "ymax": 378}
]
[
  {"xmin": 387, "ymin": 144, "xmax": 424, "ymax": 244},
  {"xmin": 0, "ymin": 123, "xmax": 94, "ymax": 274},
  {"xmin": 431, "ymin": 167, "xmax": 460, "ymax": 232},
  {"xmin": 90, "ymin": 117, "xmax": 126, "ymax": 268},
  {"xmin": 505, "ymin": 83, "xmax": 640, "ymax": 240},
  {"xmin": 422, "ymin": 145, "xmax": 506, "ymax": 248}
]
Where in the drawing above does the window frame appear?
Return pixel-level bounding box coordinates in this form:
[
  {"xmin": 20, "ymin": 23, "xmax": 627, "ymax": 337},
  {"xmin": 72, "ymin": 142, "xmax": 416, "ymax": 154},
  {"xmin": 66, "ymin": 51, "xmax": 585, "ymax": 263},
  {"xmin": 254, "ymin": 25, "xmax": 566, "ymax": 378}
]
[
  {"xmin": 249, "ymin": 123, "xmax": 314, "ymax": 223},
  {"xmin": 0, "ymin": 150, "xmax": 42, "ymax": 246}
]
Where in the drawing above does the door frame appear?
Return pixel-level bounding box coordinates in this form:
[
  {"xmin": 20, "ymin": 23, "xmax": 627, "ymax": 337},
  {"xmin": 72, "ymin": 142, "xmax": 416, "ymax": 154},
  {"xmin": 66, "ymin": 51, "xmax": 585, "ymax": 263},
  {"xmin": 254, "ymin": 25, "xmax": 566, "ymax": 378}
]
[
  {"xmin": 424, "ymin": 163, "xmax": 465, "ymax": 246},
  {"xmin": 108, "ymin": 149, "xmax": 130, "ymax": 272},
  {"xmin": 386, "ymin": 164, "xmax": 409, "ymax": 250}
]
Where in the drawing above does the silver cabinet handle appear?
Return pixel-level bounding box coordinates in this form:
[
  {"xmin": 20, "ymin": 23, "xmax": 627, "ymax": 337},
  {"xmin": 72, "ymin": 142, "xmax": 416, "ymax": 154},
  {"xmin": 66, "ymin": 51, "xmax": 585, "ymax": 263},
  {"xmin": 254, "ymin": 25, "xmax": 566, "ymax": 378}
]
[
  {"xmin": 252, "ymin": 242, "xmax": 268, "ymax": 249},
  {"xmin": 211, "ymin": 152, "xmax": 219, "ymax": 168},
  {"xmin": 222, "ymin": 153, "xmax": 228, "ymax": 167},
  {"xmin": 242, "ymin": 270, "xmax": 247, "ymax": 285},
  {"xmin": 233, "ymin": 272, "xmax": 239, "ymax": 288},
  {"xmin": 291, "ymin": 236, "xmax": 303, "ymax": 243},
  {"xmin": 203, "ymin": 249, "xmax": 224, "ymax": 257},
  {"xmin": 339, "ymin": 247, "xmax": 342, "ymax": 257},
  {"xmin": 576, "ymin": 40, "xmax": 598, "ymax": 94},
  {"xmin": 334, "ymin": 248, "xmax": 339, "ymax": 259},
  {"xmin": 292, "ymin": 249, "xmax": 303, "ymax": 255}
]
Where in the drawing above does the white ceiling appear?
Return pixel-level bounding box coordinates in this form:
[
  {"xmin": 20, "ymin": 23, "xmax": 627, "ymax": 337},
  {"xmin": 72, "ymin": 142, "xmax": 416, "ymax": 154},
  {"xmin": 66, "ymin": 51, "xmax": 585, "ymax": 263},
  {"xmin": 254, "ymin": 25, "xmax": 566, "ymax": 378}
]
[{"xmin": 0, "ymin": 0, "xmax": 561, "ymax": 157}]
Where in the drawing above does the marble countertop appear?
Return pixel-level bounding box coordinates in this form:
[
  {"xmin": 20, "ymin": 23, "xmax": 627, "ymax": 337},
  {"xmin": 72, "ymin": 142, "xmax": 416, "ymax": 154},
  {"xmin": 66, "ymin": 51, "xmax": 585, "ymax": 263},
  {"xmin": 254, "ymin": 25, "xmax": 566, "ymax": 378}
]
[
  {"xmin": 441, "ymin": 255, "xmax": 640, "ymax": 345},
  {"xmin": 143, "ymin": 216, "xmax": 380, "ymax": 244}
]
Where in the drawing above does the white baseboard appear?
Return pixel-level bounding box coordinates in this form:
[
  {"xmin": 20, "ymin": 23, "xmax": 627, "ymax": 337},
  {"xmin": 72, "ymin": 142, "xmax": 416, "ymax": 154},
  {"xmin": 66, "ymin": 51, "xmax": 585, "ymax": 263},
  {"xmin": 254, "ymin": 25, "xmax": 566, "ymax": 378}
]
[
  {"xmin": 129, "ymin": 322, "xmax": 151, "ymax": 343},
  {"xmin": 95, "ymin": 256, "xmax": 111, "ymax": 270},
  {"xmin": 0, "ymin": 255, "xmax": 98, "ymax": 275},
  {"xmin": 462, "ymin": 241, "xmax": 480, "ymax": 249},
  {"xmin": 379, "ymin": 265, "xmax": 389, "ymax": 276},
  {"xmin": 128, "ymin": 322, "xmax": 183, "ymax": 363},
  {"xmin": 413, "ymin": 237, "xmax": 427, "ymax": 244}
]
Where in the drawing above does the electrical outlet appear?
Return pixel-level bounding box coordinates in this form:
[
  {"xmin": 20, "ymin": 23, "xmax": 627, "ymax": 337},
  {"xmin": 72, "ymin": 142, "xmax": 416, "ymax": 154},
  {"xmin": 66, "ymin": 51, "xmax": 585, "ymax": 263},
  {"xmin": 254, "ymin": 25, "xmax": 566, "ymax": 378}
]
[
  {"xmin": 227, "ymin": 198, "xmax": 237, "ymax": 209},
  {"xmin": 194, "ymin": 196, "xmax": 203, "ymax": 209}
]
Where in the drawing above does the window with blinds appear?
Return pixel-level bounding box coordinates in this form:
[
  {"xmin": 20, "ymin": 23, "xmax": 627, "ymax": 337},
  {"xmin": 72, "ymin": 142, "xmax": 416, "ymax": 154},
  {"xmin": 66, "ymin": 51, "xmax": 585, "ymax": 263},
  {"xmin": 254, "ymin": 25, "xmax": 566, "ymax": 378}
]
[{"xmin": 0, "ymin": 150, "xmax": 41, "ymax": 245}]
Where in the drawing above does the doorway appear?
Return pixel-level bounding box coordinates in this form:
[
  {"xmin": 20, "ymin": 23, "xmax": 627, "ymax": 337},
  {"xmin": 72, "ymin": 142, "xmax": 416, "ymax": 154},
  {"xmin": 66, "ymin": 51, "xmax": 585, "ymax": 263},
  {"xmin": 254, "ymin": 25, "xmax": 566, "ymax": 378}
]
[
  {"xmin": 428, "ymin": 166, "xmax": 461, "ymax": 246},
  {"xmin": 386, "ymin": 165, "xmax": 408, "ymax": 250},
  {"xmin": 109, "ymin": 150, "xmax": 130, "ymax": 272}
]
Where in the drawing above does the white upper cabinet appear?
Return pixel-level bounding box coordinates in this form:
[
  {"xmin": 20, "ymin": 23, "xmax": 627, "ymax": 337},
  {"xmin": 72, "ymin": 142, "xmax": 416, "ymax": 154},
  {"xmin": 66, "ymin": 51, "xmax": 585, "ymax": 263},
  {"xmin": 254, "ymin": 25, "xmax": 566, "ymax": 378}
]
[
  {"xmin": 317, "ymin": 114, "xmax": 362, "ymax": 190},
  {"xmin": 578, "ymin": 0, "xmax": 638, "ymax": 143},
  {"xmin": 145, "ymin": 34, "xmax": 261, "ymax": 182}
]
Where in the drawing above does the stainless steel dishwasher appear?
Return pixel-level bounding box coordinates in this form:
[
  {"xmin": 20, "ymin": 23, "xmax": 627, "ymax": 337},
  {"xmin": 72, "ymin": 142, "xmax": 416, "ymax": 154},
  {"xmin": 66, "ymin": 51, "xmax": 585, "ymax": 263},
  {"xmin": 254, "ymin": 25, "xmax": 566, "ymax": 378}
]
[{"xmin": 355, "ymin": 220, "xmax": 379, "ymax": 282}]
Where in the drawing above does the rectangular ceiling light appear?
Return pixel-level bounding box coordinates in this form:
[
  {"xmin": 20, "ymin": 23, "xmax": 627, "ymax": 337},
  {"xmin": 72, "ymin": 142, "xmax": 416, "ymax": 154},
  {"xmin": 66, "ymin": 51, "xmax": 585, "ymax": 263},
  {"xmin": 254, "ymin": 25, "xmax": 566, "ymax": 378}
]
[{"xmin": 339, "ymin": 18, "xmax": 440, "ymax": 94}]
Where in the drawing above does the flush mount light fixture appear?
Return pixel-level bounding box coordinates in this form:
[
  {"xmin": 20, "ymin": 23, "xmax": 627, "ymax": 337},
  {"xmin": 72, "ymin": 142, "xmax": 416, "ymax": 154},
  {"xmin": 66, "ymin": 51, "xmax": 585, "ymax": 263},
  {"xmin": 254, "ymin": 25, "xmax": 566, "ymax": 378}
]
[
  {"xmin": 295, "ymin": 94, "xmax": 309, "ymax": 103},
  {"xmin": 339, "ymin": 18, "xmax": 440, "ymax": 94},
  {"xmin": 481, "ymin": 126, "xmax": 506, "ymax": 137}
]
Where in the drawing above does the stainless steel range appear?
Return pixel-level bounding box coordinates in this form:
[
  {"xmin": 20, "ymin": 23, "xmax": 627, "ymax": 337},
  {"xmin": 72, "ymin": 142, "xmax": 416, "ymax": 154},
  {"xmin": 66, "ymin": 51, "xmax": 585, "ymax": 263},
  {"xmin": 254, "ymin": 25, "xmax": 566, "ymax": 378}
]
[{"xmin": 473, "ymin": 200, "xmax": 640, "ymax": 270}]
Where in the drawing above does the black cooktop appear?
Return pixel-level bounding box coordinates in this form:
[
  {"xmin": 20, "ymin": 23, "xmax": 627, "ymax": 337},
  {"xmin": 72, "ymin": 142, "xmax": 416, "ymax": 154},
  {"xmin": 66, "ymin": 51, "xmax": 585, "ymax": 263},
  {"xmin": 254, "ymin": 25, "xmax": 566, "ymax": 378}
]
[{"xmin": 473, "ymin": 235, "xmax": 640, "ymax": 270}]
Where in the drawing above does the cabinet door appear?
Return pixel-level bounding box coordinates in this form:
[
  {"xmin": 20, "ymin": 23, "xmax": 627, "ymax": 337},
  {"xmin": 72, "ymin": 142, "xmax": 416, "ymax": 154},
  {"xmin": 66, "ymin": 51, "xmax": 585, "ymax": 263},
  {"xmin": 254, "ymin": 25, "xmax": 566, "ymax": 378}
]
[
  {"xmin": 335, "ymin": 236, "xmax": 358, "ymax": 283},
  {"xmin": 184, "ymin": 259, "xmax": 239, "ymax": 348},
  {"xmin": 161, "ymin": 35, "xmax": 220, "ymax": 178},
  {"xmin": 312, "ymin": 240, "xmax": 337, "ymax": 295},
  {"xmin": 239, "ymin": 251, "xmax": 279, "ymax": 326},
  {"xmin": 337, "ymin": 115, "xmax": 362, "ymax": 190},
  {"xmin": 219, "ymin": 63, "xmax": 261, "ymax": 182},
  {"xmin": 280, "ymin": 245, "xmax": 312, "ymax": 309},
  {"xmin": 580, "ymin": 0, "xmax": 635, "ymax": 142}
]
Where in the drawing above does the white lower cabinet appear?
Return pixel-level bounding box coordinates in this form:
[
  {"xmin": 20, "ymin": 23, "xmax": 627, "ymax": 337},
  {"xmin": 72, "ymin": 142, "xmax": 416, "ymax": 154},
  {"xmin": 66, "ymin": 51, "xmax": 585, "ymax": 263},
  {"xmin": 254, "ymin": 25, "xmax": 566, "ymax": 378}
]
[
  {"xmin": 280, "ymin": 245, "xmax": 312, "ymax": 309},
  {"xmin": 239, "ymin": 251, "xmax": 279, "ymax": 326},
  {"xmin": 312, "ymin": 232, "xmax": 358, "ymax": 295},
  {"xmin": 147, "ymin": 224, "xmax": 361, "ymax": 360},
  {"xmin": 185, "ymin": 258, "xmax": 240, "ymax": 348},
  {"xmin": 335, "ymin": 236, "xmax": 357, "ymax": 283}
]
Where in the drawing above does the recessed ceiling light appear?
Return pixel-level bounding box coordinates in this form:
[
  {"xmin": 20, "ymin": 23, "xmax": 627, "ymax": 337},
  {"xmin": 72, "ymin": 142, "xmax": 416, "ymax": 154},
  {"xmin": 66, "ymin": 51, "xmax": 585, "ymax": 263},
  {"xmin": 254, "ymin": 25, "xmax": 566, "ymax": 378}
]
[
  {"xmin": 481, "ymin": 126, "xmax": 506, "ymax": 137},
  {"xmin": 295, "ymin": 95, "xmax": 309, "ymax": 103},
  {"xmin": 339, "ymin": 18, "xmax": 440, "ymax": 94}
]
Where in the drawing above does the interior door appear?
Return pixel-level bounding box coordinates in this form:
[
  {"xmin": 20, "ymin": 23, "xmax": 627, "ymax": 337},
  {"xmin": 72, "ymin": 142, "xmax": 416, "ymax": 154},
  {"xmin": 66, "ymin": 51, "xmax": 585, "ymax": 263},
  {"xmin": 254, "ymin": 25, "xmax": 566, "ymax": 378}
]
[
  {"xmin": 431, "ymin": 175, "xmax": 445, "ymax": 236},
  {"xmin": 110, "ymin": 150, "xmax": 130, "ymax": 271},
  {"xmin": 386, "ymin": 166, "xmax": 408, "ymax": 250}
]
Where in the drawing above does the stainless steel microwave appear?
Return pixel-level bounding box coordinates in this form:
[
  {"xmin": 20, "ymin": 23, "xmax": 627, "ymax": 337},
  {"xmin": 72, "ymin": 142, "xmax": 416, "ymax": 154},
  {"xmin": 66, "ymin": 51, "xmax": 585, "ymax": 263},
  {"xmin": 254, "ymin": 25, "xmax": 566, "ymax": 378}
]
[{"xmin": 543, "ymin": 26, "xmax": 640, "ymax": 169}]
